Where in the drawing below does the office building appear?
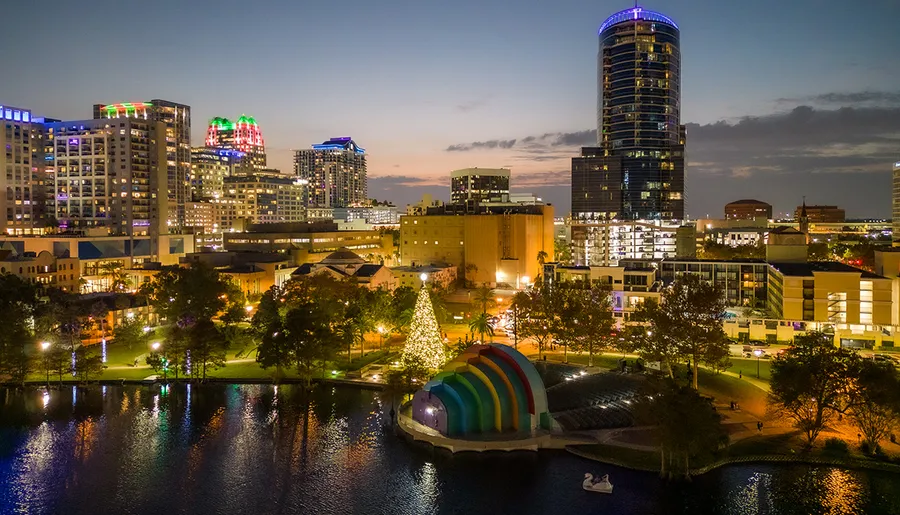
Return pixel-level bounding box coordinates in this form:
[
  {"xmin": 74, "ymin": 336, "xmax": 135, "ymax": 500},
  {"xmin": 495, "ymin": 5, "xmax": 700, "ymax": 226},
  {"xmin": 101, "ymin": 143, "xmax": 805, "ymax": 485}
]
[
  {"xmin": 572, "ymin": 6, "xmax": 685, "ymax": 222},
  {"xmin": 205, "ymin": 116, "xmax": 267, "ymax": 171},
  {"xmin": 767, "ymin": 261, "xmax": 891, "ymax": 325},
  {"xmin": 399, "ymin": 204, "xmax": 554, "ymax": 287},
  {"xmin": 725, "ymin": 199, "xmax": 772, "ymax": 220},
  {"xmin": 571, "ymin": 219, "xmax": 680, "ymax": 266},
  {"xmin": 44, "ymin": 118, "xmax": 167, "ymax": 238},
  {"xmin": 893, "ymin": 161, "xmax": 900, "ymax": 246},
  {"xmin": 294, "ymin": 137, "xmax": 367, "ymax": 208},
  {"xmin": 0, "ymin": 104, "xmax": 46, "ymax": 234},
  {"xmin": 190, "ymin": 147, "xmax": 242, "ymax": 200},
  {"xmin": 333, "ymin": 204, "xmax": 400, "ymax": 225},
  {"xmin": 658, "ymin": 258, "xmax": 769, "ymax": 308},
  {"xmin": 223, "ymin": 173, "xmax": 306, "ymax": 226},
  {"xmin": 93, "ymin": 100, "xmax": 191, "ymax": 229},
  {"xmin": 793, "ymin": 204, "xmax": 845, "ymax": 223},
  {"xmin": 223, "ymin": 221, "xmax": 394, "ymax": 263},
  {"xmin": 450, "ymin": 168, "xmax": 510, "ymax": 204}
]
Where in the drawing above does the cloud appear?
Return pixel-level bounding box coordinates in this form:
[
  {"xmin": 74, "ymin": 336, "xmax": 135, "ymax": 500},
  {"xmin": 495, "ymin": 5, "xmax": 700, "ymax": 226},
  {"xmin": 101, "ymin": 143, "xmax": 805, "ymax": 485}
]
[
  {"xmin": 455, "ymin": 96, "xmax": 492, "ymax": 113},
  {"xmin": 446, "ymin": 139, "xmax": 517, "ymax": 151},
  {"xmin": 776, "ymin": 91, "xmax": 900, "ymax": 107},
  {"xmin": 441, "ymin": 94, "xmax": 900, "ymax": 218}
]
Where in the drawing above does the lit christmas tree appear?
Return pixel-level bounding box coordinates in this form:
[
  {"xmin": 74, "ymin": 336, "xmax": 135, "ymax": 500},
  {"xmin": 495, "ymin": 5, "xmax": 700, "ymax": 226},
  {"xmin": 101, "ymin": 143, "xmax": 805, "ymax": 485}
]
[{"xmin": 402, "ymin": 283, "xmax": 446, "ymax": 370}]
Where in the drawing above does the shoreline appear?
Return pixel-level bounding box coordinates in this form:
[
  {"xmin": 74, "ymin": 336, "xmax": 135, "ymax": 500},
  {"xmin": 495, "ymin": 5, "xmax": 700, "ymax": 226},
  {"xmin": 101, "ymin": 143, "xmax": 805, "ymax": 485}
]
[
  {"xmin": 0, "ymin": 377, "xmax": 386, "ymax": 390},
  {"xmin": 565, "ymin": 445, "xmax": 900, "ymax": 477}
]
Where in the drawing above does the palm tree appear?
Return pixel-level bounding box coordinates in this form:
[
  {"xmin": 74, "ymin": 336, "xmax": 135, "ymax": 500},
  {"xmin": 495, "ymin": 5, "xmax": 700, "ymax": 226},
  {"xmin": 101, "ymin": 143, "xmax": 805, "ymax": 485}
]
[
  {"xmin": 99, "ymin": 262, "xmax": 129, "ymax": 292},
  {"xmin": 473, "ymin": 283, "xmax": 495, "ymax": 314},
  {"xmin": 468, "ymin": 312, "xmax": 494, "ymax": 343},
  {"xmin": 537, "ymin": 250, "xmax": 549, "ymax": 266}
]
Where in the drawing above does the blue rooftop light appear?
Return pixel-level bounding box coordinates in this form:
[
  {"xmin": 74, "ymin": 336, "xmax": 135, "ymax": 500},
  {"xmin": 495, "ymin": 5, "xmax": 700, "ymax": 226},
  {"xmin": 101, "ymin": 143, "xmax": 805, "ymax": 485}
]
[
  {"xmin": 599, "ymin": 6, "xmax": 678, "ymax": 34},
  {"xmin": 312, "ymin": 137, "xmax": 365, "ymax": 154}
]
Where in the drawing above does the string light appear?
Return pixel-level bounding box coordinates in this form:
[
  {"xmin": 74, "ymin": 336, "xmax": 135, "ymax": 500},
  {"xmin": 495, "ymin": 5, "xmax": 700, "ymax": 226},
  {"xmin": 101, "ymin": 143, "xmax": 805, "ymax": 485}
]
[{"xmin": 401, "ymin": 285, "xmax": 446, "ymax": 370}]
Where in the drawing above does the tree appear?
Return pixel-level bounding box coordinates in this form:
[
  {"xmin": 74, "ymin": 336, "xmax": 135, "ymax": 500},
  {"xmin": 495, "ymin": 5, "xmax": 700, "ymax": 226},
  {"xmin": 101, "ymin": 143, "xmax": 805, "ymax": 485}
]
[
  {"xmin": 625, "ymin": 318, "xmax": 680, "ymax": 379},
  {"xmin": 518, "ymin": 279, "xmax": 556, "ymax": 359},
  {"xmin": 509, "ymin": 291, "xmax": 528, "ymax": 349},
  {"xmin": 140, "ymin": 263, "xmax": 235, "ymax": 327},
  {"xmin": 401, "ymin": 286, "xmax": 447, "ymax": 370},
  {"xmin": 283, "ymin": 301, "xmax": 332, "ymax": 387},
  {"xmin": 0, "ymin": 274, "xmax": 42, "ymax": 383},
  {"xmin": 468, "ymin": 312, "xmax": 494, "ymax": 343},
  {"xmin": 634, "ymin": 275, "xmax": 729, "ymax": 389},
  {"xmin": 74, "ymin": 345, "xmax": 104, "ymax": 382},
  {"xmin": 464, "ymin": 263, "xmax": 479, "ymax": 288},
  {"xmin": 99, "ymin": 261, "xmax": 130, "ymax": 292},
  {"xmin": 555, "ymin": 284, "xmax": 614, "ymax": 367},
  {"xmin": 768, "ymin": 332, "xmax": 859, "ymax": 446},
  {"xmin": 390, "ymin": 286, "xmax": 418, "ymax": 333},
  {"xmin": 536, "ymin": 250, "xmax": 549, "ymax": 266},
  {"xmin": 848, "ymin": 360, "xmax": 900, "ymax": 453},
  {"xmin": 636, "ymin": 379, "xmax": 728, "ymax": 478},
  {"xmin": 187, "ymin": 319, "xmax": 228, "ymax": 380},
  {"xmin": 472, "ymin": 283, "xmax": 495, "ymax": 314},
  {"xmin": 113, "ymin": 314, "xmax": 149, "ymax": 351},
  {"xmin": 554, "ymin": 239, "xmax": 572, "ymax": 265},
  {"xmin": 145, "ymin": 351, "xmax": 166, "ymax": 376},
  {"xmin": 384, "ymin": 356, "xmax": 430, "ymax": 412}
]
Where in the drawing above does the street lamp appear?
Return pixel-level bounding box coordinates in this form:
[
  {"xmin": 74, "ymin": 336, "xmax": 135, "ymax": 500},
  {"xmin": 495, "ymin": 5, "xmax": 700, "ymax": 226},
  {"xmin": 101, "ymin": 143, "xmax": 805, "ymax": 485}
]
[
  {"xmin": 40, "ymin": 342, "xmax": 50, "ymax": 386},
  {"xmin": 377, "ymin": 325, "xmax": 386, "ymax": 351},
  {"xmin": 753, "ymin": 348, "xmax": 763, "ymax": 379},
  {"xmin": 151, "ymin": 342, "xmax": 161, "ymax": 351},
  {"xmin": 245, "ymin": 304, "xmax": 254, "ymax": 313}
]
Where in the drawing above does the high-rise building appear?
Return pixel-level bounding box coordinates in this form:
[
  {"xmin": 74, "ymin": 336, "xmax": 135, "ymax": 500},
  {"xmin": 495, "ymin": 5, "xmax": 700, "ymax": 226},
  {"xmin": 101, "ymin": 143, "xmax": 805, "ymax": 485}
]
[
  {"xmin": 43, "ymin": 119, "xmax": 167, "ymax": 237},
  {"xmin": 725, "ymin": 199, "xmax": 772, "ymax": 220},
  {"xmin": 205, "ymin": 116, "xmax": 266, "ymax": 171},
  {"xmin": 450, "ymin": 168, "xmax": 510, "ymax": 204},
  {"xmin": 572, "ymin": 5, "xmax": 684, "ymax": 221},
  {"xmin": 223, "ymin": 173, "xmax": 306, "ymax": 227},
  {"xmin": 93, "ymin": 100, "xmax": 191, "ymax": 229},
  {"xmin": 893, "ymin": 161, "xmax": 900, "ymax": 247},
  {"xmin": 294, "ymin": 137, "xmax": 367, "ymax": 208},
  {"xmin": 190, "ymin": 147, "xmax": 243, "ymax": 200},
  {"xmin": 0, "ymin": 104, "xmax": 45, "ymax": 234}
]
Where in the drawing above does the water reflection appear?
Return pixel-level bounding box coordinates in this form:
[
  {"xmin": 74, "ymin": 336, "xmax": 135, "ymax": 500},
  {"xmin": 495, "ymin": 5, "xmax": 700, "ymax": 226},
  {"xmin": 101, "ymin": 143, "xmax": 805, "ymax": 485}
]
[{"xmin": 0, "ymin": 385, "xmax": 897, "ymax": 515}]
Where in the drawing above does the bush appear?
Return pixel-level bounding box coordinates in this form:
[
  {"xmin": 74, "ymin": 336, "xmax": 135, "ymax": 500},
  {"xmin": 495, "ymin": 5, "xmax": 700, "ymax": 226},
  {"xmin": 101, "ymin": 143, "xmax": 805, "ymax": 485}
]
[
  {"xmin": 859, "ymin": 441, "xmax": 883, "ymax": 456},
  {"xmin": 823, "ymin": 438, "xmax": 849, "ymax": 455}
]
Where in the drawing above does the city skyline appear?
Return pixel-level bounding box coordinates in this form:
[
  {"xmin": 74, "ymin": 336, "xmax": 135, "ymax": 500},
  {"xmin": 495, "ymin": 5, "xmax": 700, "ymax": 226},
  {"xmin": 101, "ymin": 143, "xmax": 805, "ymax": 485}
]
[{"xmin": 3, "ymin": 0, "xmax": 899, "ymax": 218}]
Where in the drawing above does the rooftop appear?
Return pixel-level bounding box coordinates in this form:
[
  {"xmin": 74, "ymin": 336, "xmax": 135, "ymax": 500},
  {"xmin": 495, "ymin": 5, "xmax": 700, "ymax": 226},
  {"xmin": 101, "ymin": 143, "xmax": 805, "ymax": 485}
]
[
  {"xmin": 661, "ymin": 257, "xmax": 768, "ymax": 264},
  {"xmin": 726, "ymin": 199, "xmax": 771, "ymax": 206},
  {"xmin": 768, "ymin": 261, "xmax": 885, "ymax": 279},
  {"xmin": 599, "ymin": 6, "xmax": 678, "ymax": 33}
]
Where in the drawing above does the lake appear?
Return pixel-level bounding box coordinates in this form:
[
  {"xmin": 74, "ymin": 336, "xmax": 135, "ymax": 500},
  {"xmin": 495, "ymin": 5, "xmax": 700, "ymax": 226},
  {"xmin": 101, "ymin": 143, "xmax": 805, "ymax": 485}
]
[{"xmin": 1, "ymin": 384, "xmax": 899, "ymax": 514}]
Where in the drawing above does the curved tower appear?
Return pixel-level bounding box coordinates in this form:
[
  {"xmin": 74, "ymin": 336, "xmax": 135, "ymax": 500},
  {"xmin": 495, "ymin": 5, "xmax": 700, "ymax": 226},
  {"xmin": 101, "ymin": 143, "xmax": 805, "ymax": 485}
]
[{"xmin": 574, "ymin": 5, "xmax": 684, "ymax": 222}]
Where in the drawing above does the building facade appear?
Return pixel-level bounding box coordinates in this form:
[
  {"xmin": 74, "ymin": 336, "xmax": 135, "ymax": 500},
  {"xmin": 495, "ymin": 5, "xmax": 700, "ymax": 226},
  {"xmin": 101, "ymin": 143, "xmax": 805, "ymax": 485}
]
[
  {"xmin": 793, "ymin": 204, "xmax": 845, "ymax": 223},
  {"xmin": 223, "ymin": 221, "xmax": 393, "ymax": 262},
  {"xmin": 333, "ymin": 205, "xmax": 400, "ymax": 225},
  {"xmin": 767, "ymin": 261, "xmax": 891, "ymax": 325},
  {"xmin": 93, "ymin": 100, "xmax": 191, "ymax": 229},
  {"xmin": 44, "ymin": 119, "xmax": 167, "ymax": 238},
  {"xmin": 0, "ymin": 104, "xmax": 45, "ymax": 235},
  {"xmin": 294, "ymin": 137, "xmax": 367, "ymax": 208},
  {"xmin": 658, "ymin": 258, "xmax": 769, "ymax": 307},
  {"xmin": 190, "ymin": 147, "xmax": 242, "ymax": 200},
  {"xmin": 222, "ymin": 173, "xmax": 306, "ymax": 226},
  {"xmin": 450, "ymin": 168, "xmax": 510, "ymax": 204},
  {"xmin": 572, "ymin": 6, "xmax": 685, "ymax": 222},
  {"xmin": 399, "ymin": 204, "xmax": 554, "ymax": 287},
  {"xmin": 571, "ymin": 219, "xmax": 680, "ymax": 266},
  {"xmin": 725, "ymin": 199, "xmax": 772, "ymax": 220},
  {"xmin": 893, "ymin": 161, "xmax": 900, "ymax": 247},
  {"xmin": 205, "ymin": 116, "xmax": 266, "ymax": 171}
]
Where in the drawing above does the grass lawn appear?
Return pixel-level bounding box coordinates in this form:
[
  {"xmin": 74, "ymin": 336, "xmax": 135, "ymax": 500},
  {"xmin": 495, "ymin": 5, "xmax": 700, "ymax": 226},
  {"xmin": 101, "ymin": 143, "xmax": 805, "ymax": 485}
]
[
  {"xmin": 725, "ymin": 357, "xmax": 773, "ymax": 382},
  {"xmin": 697, "ymin": 369, "xmax": 769, "ymax": 417}
]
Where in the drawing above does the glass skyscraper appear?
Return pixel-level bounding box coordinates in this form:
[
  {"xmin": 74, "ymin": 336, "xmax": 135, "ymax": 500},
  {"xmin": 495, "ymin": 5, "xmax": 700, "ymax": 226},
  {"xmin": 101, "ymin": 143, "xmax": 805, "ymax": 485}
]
[{"xmin": 573, "ymin": 6, "xmax": 685, "ymax": 221}]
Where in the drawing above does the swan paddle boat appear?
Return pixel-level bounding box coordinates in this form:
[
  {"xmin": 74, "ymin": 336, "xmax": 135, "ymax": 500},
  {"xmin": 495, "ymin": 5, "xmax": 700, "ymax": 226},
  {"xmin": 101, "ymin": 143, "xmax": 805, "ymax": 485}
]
[{"xmin": 583, "ymin": 473, "xmax": 613, "ymax": 494}]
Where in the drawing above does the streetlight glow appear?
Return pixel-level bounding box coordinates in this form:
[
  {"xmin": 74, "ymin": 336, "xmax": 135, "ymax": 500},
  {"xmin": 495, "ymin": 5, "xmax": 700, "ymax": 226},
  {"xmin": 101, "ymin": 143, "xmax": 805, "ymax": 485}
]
[
  {"xmin": 151, "ymin": 342, "xmax": 161, "ymax": 351},
  {"xmin": 245, "ymin": 305, "xmax": 254, "ymax": 313},
  {"xmin": 419, "ymin": 272, "xmax": 428, "ymax": 282},
  {"xmin": 41, "ymin": 341, "xmax": 50, "ymax": 351}
]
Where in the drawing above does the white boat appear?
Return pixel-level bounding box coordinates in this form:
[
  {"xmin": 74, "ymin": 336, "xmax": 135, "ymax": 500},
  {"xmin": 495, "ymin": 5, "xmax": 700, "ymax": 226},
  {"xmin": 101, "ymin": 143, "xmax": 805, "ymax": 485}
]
[{"xmin": 583, "ymin": 473, "xmax": 613, "ymax": 494}]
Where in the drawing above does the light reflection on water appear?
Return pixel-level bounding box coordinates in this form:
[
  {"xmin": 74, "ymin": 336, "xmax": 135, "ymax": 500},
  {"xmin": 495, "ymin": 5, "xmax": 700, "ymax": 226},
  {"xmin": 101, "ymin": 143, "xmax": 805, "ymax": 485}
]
[{"xmin": 1, "ymin": 385, "xmax": 899, "ymax": 515}]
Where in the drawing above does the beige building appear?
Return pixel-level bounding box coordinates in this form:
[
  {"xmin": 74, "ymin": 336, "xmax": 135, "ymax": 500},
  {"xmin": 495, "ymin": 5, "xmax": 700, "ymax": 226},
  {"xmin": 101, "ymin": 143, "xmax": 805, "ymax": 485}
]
[
  {"xmin": 391, "ymin": 264, "xmax": 457, "ymax": 290},
  {"xmin": 400, "ymin": 204, "xmax": 554, "ymax": 287},
  {"xmin": 293, "ymin": 248, "xmax": 396, "ymax": 290},
  {"xmin": 543, "ymin": 263, "xmax": 661, "ymax": 321},
  {"xmin": 223, "ymin": 221, "xmax": 394, "ymax": 263},
  {"xmin": 0, "ymin": 249, "xmax": 80, "ymax": 292},
  {"xmin": 0, "ymin": 105, "xmax": 45, "ymax": 235},
  {"xmin": 767, "ymin": 261, "xmax": 891, "ymax": 325}
]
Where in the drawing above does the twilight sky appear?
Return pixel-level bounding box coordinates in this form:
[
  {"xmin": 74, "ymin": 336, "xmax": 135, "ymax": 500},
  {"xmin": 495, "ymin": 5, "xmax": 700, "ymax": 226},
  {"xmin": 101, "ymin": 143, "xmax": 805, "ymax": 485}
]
[{"xmin": 3, "ymin": 0, "xmax": 900, "ymax": 218}]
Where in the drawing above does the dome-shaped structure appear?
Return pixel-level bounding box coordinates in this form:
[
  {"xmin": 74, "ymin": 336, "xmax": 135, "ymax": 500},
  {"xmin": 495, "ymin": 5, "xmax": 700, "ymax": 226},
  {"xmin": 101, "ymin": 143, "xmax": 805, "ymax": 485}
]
[
  {"xmin": 599, "ymin": 5, "xmax": 678, "ymax": 33},
  {"xmin": 319, "ymin": 247, "xmax": 365, "ymax": 265},
  {"xmin": 412, "ymin": 344, "xmax": 550, "ymax": 437}
]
